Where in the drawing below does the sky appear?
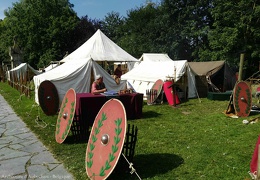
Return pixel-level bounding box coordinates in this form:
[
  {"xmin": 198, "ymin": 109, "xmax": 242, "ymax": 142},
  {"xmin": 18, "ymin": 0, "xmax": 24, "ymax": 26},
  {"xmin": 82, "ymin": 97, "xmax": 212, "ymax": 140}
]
[{"xmin": 0, "ymin": 0, "xmax": 158, "ymax": 20}]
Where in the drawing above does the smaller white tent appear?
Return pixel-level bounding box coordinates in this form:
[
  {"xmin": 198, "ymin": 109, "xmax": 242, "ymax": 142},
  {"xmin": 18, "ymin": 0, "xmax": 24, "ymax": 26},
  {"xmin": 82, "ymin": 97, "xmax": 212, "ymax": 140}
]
[
  {"xmin": 121, "ymin": 53, "xmax": 197, "ymax": 98},
  {"xmin": 7, "ymin": 63, "xmax": 41, "ymax": 81}
]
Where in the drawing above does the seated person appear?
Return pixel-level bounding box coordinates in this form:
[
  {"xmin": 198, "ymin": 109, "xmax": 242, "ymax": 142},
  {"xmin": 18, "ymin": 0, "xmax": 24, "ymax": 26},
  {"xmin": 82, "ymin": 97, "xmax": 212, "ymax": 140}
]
[
  {"xmin": 91, "ymin": 74, "xmax": 107, "ymax": 94},
  {"xmin": 114, "ymin": 64, "xmax": 122, "ymax": 78}
]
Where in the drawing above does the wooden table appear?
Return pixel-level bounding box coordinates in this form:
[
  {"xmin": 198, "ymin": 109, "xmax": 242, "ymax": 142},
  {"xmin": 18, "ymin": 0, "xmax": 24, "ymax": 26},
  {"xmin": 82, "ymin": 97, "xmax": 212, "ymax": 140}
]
[{"xmin": 71, "ymin": 93, "xmax": 143, "ymax": 141}]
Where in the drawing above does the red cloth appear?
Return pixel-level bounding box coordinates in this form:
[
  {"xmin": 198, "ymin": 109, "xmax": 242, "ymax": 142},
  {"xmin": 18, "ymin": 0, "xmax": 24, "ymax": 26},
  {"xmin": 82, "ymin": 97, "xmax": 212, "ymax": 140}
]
[
  {"xmin": 250, "ymin": 135, "xmax": 260, "ymax": 175},
  {"xmin": 76, "ymin": 93, "xmax": 143, "ymax": 123},
  {"xmin": 73, "ymin": 93, "xmax": 143, "ymax": 141}
]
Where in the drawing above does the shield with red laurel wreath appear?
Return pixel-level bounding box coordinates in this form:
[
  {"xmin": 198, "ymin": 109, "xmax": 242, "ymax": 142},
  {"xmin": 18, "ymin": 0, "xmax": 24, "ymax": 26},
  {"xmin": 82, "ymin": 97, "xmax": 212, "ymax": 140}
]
[
  {"xmin": 86, "ymin": 98, "xmax": 127, "ymax": 180},
  {"xmin": 55, "ymin": 88, "xmax": 76, "ymax": 144}
]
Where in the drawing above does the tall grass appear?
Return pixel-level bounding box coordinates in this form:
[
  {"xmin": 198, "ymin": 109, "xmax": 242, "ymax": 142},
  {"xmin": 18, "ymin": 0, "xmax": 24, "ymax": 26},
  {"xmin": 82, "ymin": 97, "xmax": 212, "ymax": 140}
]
[{"xmin": 1, "ymin": 81, "xmax": 260, "ymax": 180}]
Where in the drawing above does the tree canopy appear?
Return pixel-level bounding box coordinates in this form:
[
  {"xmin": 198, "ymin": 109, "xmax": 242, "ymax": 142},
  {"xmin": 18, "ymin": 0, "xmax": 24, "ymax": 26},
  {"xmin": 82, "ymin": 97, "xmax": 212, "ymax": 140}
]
[
  {"xmin": 0, "ymin": 0, "xmax": 100, "ymax": 68},
  {"xmin": 205, "ymin": 0, "xmax": 259, "ymax": 73},
  {"xmin": 0, "ymin": 0, "xmax": 259, "ymax": 77}
]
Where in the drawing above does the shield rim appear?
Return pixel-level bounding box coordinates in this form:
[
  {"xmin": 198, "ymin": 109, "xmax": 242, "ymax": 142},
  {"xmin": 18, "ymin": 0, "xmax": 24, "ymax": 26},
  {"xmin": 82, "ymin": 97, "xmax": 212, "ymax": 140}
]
[{"xmin": 55, "ymin": 88, "xmax": 76, "ymax": 144}]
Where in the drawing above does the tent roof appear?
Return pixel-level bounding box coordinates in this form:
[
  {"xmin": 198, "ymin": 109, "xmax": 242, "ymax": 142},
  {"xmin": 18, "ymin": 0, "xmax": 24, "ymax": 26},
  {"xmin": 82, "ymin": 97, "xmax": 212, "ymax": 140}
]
[
  {"xmin": 44, "ymin": 63, "xmax": 59, "ymax": 72},
  {"xmin": 9, "ymin": 63, "xmax": 40, "ymax": 75},
  {"xmin": 7, "ymin": 63, "xmax": 41, "ymax": 81},
  {"xmin": 60, "ymin": 29, "xmax": 138, "ymax": 63},
  {"xmin": 188, "ymin": 61, "xmax": 225, "ymax": 76},
  {"xmin": 122, "ymin": 53, "xmax": 187, "ymax": 82},
  {"xmin": 139, "ymin": 53, "xmax": 173, "ymax": 62}
]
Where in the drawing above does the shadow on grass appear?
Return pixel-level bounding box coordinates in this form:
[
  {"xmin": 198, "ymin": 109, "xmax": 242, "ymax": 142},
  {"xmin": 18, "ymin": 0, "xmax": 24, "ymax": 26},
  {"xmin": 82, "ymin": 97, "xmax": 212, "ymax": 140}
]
[
  {"xmin": 63, "ymin": 134, "xmax": 88, "ymax": 144},
  {"xmin": 109, "ymin": 153, "xmax": 183, "ymax": 179},
  {"xmin": 134, "ymin": 153, "xmax": 184, "ymax": 178},
  {"xmin": 141, "ymin": 110, "xmax": 162, "ymax": 119}
]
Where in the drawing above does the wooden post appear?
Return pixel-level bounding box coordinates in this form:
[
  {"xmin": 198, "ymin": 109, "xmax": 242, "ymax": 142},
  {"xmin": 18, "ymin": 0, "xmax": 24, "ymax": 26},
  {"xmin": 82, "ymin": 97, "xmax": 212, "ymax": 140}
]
[
  {"xmin": 238, "ymin": 53, "xmax": 245, "ymax": 81},
  {"xmin": 174, "ymin": 66, "xmax": 177, "ymax": 82},
  {"xmin": 172, "ymin": 78, "xmax": 176, "ymax": 107}
]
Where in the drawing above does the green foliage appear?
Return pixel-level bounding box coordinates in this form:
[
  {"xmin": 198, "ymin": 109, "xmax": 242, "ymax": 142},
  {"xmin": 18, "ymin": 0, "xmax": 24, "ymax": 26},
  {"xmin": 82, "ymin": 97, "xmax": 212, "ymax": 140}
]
[
  {"xmin": 0, "ymin": 0, "xmax": 259, "ymax": 76},
  {"xmin": 101, "ymin": 11, "xmax": 125, "ymax": 42},
  {"xmin": 107, "ymin": 3, "xmax": 161, "ymax": 58},
  {"xmin": 0, "ymin": 0, "xmax": 79, "ymax": 68},
  {"xmin": 69, "ymin": 16, "xmax": 101, "ymax": 52},
  {"xmin": 204, "ymin": 0, "xmax": 259, "ymax": 71},
  {"xmin": 100, "ymin": 0, "xmax": 259, "ymax": 78}
]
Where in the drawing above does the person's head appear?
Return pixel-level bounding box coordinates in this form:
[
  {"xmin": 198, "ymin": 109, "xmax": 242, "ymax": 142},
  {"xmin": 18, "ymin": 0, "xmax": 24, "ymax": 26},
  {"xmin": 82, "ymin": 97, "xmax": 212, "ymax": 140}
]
[
  {"xmin": 96, "ymin": 74, "xmax": 103, "ymax": 83},
  {"xmin": 117, "ymin": 64, "xmax": 121, "ymax": 70}
]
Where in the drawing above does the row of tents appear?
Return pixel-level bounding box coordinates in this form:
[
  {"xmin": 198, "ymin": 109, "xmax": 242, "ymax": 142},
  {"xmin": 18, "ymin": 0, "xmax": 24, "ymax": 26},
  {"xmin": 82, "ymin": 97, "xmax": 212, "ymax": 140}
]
[{"xmin": 6, "ymin": 29, "xmax": 237, "ymax": 105}]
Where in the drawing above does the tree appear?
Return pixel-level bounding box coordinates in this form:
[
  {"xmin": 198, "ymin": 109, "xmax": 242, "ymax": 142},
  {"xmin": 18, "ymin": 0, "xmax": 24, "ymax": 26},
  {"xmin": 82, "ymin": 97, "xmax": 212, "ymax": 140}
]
[
  {"xmin": 157, "ymin": 0, "xmax": 214, "ymax": 60},
  {"xmin": 100, "ymin": 11, "xmax": 125, "ymax": 43},
  {"xmin": 116, "ymin": 2, "xmax": 161, "ymax": 58},
  {"xmin": 103, "ymin": 0, "xmax": 214, "ymax": 61},
  {"xmin": 1, "ymin": 0, "xmax": 79, "ymax": 68},
  {"xmin": 69, "ymin": 15, "xmax": 102, "ymax": 52},
  {"xmin": 201, "ymin": 0, "xmax": 260, "ymax": 76},
  {"xmin": 0, "ymin": 19, "xmax": 10, "ymax": 62}
]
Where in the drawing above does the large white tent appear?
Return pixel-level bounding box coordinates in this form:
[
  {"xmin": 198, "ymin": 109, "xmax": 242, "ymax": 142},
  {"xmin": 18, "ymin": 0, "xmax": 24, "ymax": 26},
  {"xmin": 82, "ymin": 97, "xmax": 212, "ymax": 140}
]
[
  {"xmin": 34, "ymin": 59, "xmax": 126, "ymax": 104},
  {"xmin": 33, "ymin": 29, "xmax": 138, "ymax": 104},
  {"xmin": 121, "ymin": 53, "xmax": 198, "ymax": 98}
]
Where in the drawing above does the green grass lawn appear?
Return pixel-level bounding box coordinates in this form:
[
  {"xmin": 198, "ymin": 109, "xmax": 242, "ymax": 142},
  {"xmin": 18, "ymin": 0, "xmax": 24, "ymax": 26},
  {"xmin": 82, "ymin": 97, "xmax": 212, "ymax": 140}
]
[{"xmin": 1, "ymin": 81, "xmax": 260, "ymax": 180}]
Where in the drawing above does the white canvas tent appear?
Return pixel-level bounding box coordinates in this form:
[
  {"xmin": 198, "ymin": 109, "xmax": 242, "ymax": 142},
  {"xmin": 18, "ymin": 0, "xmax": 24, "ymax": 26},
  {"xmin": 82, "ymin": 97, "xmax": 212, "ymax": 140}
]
[
  {"xmin": 33, "ymin": 29, "xmax": 137, "ymax": 104},
  {"xmin": 7, "ymin": 63, "xmax": 41, "ymax": 81},
  {"xmin": 121, "ymin": 53, "xmax": 198, "ymax": 98},
  {"xmin": 34, "ymin": 59, "xmax": 126, "ymax": 104},
  {"xmin": 43, "ymin": 61, "xmax": 60, "ymax": 72},
  {"xmin": 60, "ymin": 29, "xmax": 138, "ymax": 63}
]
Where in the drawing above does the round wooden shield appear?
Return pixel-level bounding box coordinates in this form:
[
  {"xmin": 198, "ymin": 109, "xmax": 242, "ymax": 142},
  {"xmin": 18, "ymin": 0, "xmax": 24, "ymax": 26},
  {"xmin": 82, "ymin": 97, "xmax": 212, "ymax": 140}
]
[
  {"xmin": 86, "ymin": 99, "xmax": 127, "ymax": 180},
  {"xmin": 38, "ymin": 80, "xmax": 59, "ymax": 116},
  {"xmin": 147, "ymin": 79, "xmax": 164, "ymax": 104},
  {"xmin": 233, "ymin": 81, "xmax": 252, "ymax": 117},
  {"xmin": 152, "ymin": 79, "xmax": 164, "ymax": 97},
  {"xmin": 55, "ymin": 88, "xmax": 76, "ymax": 144}
]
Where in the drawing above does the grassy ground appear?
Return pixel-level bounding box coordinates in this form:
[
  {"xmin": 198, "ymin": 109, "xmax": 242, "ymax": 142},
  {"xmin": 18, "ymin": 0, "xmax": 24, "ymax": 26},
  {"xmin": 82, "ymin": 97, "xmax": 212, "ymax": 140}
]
[{"xmin": 1, "ymin": 81, "xmax": 260, "ymax": 180}]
